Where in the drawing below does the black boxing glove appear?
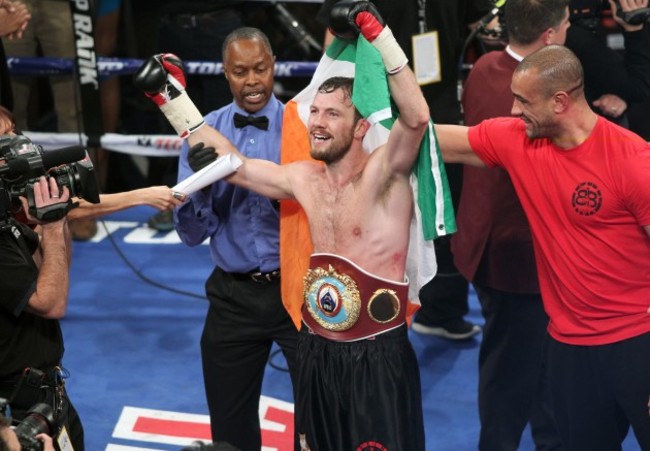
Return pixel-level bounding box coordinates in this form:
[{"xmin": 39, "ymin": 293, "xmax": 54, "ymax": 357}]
[
  {"xmin": 329, "ymin": 0, "xmax": 384, "ymax": 40},
  {"xmin": 187, "ymin": 142, "xmax": 218, "ymax": 173},
  {"xmin": 329, "ymin": 0, "xmax": 407, "ymax": 74},
  {"xmin": 134, "ymin": 53, "xmax": 205, "ymax": 138}
]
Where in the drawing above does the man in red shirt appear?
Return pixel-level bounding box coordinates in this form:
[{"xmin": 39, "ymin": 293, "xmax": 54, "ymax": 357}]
[{"xmin": 437, "ymin": 44, "xmax": 650, "ymax": 450}]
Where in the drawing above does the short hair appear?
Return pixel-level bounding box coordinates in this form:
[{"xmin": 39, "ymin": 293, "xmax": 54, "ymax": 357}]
[
  {"xmin": 317, "ymin": 77, "xmax": 362, "ymax": 121},
  {"xmin": 222, "ymin": 27, "xmax": 273, "ymax": 63},
  {"xmin": 516, "ymin": 45, "xmax": 584, "ymax": 97},
  {"xmin": 505, "ymin": 0, "xmax": 570, "ymax": 45}
]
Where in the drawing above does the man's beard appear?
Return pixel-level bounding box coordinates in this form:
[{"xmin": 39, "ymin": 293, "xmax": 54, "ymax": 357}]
[
  {"xmin": 310, "ymin": 127, "xmax": 354, "ymax": 165},
  {"xmin": 522, "ymin": 114, "xmax": 557, "ymax": 140}
]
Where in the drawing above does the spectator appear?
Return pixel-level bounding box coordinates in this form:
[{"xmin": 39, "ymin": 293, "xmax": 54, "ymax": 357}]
[
  {"xmin": 0, "ymin": 0, "xmax": 31, "ymax": 110},
  {"xmin": 93, "ymin": 0, "xmax": 123, "ymax": 192},
  {"xmin": 2, "ymin": 0, "xmax": 81, "ymax": 134}
]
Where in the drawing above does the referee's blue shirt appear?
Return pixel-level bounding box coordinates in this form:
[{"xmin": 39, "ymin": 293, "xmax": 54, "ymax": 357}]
[{"xmin": 174, "ymin": 95, "xmax": 284, "ymax": 274}]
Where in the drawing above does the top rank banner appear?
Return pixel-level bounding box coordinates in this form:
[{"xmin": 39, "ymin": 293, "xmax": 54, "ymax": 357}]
[{"xmin": 69, "ymin": 0, "xmax": 103, "ymax": 148}]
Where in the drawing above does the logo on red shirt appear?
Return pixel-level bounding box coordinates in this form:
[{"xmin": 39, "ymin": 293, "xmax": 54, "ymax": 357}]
[{"xmin": 572, "ymin": 181, "xmax": 602, "ymax": 216}]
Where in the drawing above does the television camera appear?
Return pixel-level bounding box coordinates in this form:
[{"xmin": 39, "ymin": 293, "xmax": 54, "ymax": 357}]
[{"xmin": 0, "ymin": 134, "xmax": 100, "ymax": 230}]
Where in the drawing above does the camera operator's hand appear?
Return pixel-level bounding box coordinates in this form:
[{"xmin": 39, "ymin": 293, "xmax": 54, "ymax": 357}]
[
  {"xmin": 35, "ymin": 433, "xmax": 56, "ymax": 451},
  {"xmin": 19, "ymin": 176, "xmax": 71, "ymax": 225},
  {"xmin": 610, "ymin": 0, "xmax": 649, "ymax": 31},
  {"xmin": 592, "ymin": 93, "xmax": 628, "ymax": 118}
]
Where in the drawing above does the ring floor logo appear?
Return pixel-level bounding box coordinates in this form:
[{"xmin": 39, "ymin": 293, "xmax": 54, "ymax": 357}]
[{"xmin": 107, "ymin": 396, "xmax": 294, "ymax": 451}]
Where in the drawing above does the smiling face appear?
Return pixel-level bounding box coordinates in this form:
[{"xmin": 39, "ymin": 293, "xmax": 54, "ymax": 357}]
[
  {"xmin": 307, "ymin": 88, "xmax": 359, "ymax": 165},
  {"xmin": 223, "ymin": 38, "xmax": 275, "ymax": 114},
  {"xmin": 510, "ymin": 69, "xmax": 559, "ymax": 139}
]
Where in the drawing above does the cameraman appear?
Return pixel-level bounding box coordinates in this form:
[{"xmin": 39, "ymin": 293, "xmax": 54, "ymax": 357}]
[
  {"xmin": 0, "ymin": 414, "xmax": 55, "ymax": 451},
  {"xmin": 566, "ymin": 0, "xmax": 650, "ymax": 125},
  {"xmin": 0, "ymin": 172, "xmax": 84, "ymax": 450}
]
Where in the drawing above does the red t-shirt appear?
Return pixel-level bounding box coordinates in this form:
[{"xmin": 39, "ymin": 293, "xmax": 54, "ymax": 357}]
[{"xmin": 468, "ymin": 116, "xmax": 650, "ymax": 345}]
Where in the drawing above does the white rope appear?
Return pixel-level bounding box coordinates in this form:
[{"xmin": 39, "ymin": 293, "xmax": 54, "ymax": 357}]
[{"xmin": 24, "ymin": 131, "xmax": 183, "ymax": 157}]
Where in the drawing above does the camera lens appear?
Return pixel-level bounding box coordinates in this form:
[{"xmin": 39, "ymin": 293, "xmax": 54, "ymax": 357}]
[
  {"xmin": 17, "ymin": 434, "xmax": 44, "ymax": 451},
  {"xmin": 14, "ymin": 403, "xmax": 54, "ymax": 451}
]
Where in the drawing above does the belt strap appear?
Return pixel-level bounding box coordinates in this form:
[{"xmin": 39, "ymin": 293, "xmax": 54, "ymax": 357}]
[{"xmin": 225, "ymin": 269, "xmax": 281, "ymax": 284}]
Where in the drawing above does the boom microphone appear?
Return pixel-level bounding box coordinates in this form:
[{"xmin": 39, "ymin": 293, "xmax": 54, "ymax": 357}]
[
  {"xmin": 474, "ymin": 0, "xmax": 506, "ymax": 32},
  {"xmin": 271, "ymin": 1, "xmax": 323, "ymax": 55},
  {"xmin": 0, "ymin": 158, "xmax": 31, "ymax": 177},
  {"xmin": 459, "ymin": 0, "xmax": 506, "ymax": 73},
  {"xmin": 41, "ymin": 146, "xmax": 87, "ymax": 169}
]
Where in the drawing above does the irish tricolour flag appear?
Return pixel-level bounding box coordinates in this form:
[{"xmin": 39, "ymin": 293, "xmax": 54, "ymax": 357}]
[{"xmin": 279, "ymin": 36, "xmax": 457, "ymax": 329}]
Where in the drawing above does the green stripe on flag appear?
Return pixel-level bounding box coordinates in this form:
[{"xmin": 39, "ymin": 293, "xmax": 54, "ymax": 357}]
[
  {"xmin": 352, "ymin": 38, "xmax": 392, "ymax": 123},
  {"xmin": 416, "ymin": 122, "xmax": 457, "ymax": 239},
  {"xmin": 325, "ymin": 36, "xmax": 358, "ymax": 63}
]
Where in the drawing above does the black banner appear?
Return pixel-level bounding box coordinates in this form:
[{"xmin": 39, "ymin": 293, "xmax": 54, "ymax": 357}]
[{"xmin": 69, "ymin": 0, "xmax": 103, "ymax": 149}]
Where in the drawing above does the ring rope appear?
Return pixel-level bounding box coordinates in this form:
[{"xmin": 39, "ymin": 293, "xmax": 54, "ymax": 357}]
[{"xmin": 10, "ymin": 57, "xmax": 318, "ymax": 155}]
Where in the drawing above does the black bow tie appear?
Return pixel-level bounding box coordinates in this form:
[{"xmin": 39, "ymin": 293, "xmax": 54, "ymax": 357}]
[{"xmin": 233, "ymin": 113, "xmax": 269, "ymax": 130}]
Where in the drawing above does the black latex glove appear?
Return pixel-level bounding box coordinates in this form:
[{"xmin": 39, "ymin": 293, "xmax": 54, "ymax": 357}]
[{"xmin": 187, "ymin": 142, "xmax": 218, "ymax": 172}]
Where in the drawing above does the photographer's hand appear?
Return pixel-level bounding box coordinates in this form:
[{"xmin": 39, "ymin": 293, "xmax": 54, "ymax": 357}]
[
  {"xmin": 610, "ymin": 0, "xmax": 649, "ymax": 31},
  {"xmin": 35, "ymin": 433, "xmax": 56, "ymax": 451},
  {"xmin": 592, "ymin": 93, "xmax": 628, "ymax": 118}
]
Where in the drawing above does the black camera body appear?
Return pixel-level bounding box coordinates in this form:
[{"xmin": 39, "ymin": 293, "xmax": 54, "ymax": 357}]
[
  {"xmin": 0, "ymin": 398, "xmax": 55, "ymax": 451},
  {"xmin": 0, "ymin": 134, "xmax": 100, "ymax": 229},
  {"xmin": 570, "ymin": 0, "xmax": 650, "ymax": 29},
  {"xmin": 616, "ymin": 2, "xmax": 650, "ymax": 25}
]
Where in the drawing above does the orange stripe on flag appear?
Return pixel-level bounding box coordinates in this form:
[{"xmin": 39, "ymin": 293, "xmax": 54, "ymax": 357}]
[{"xmin": 280, "ymin": 100, "xmax": 313, "ymax": 330}]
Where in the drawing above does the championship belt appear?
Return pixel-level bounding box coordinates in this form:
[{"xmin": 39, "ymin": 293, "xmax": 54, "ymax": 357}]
[{"xmin": 302, "ymin": 253, "xmax": 408, "ymax": 341}]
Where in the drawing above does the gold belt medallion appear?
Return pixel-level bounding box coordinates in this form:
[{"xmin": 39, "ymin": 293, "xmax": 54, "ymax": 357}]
[{"xmin": 303, "ymin": 265, "xmax": 361, "ymax": 331}]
